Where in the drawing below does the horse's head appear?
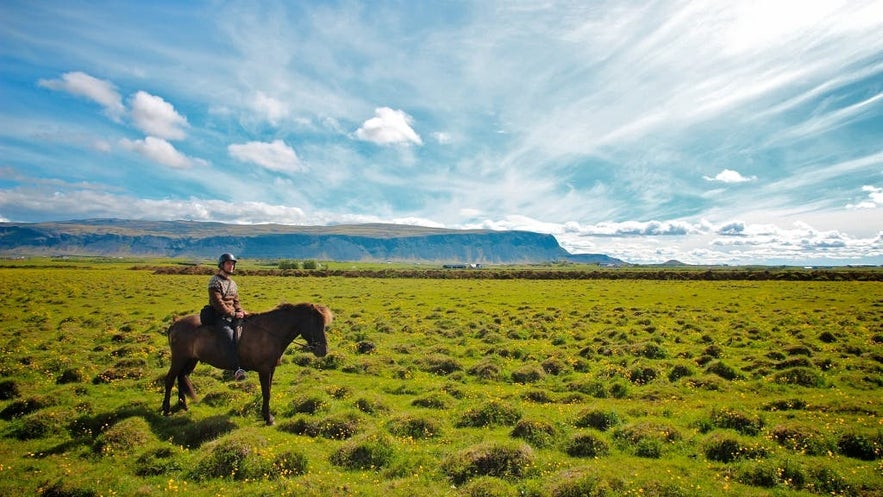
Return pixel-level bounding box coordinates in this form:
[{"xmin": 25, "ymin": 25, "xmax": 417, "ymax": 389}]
[{"xmin": 301, "ymin": 304, "xmax": 331, "ymax": 357}]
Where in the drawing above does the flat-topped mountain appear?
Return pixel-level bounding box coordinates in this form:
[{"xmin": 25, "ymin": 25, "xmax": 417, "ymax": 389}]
[{"xmin": 0, "ymin": 219, "xmax": 623, "ymax": 265}]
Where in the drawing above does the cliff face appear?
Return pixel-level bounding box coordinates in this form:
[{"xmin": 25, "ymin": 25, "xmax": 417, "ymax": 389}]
[{"xmin": 0, "ymin": 219, "xmax": 621, "ymax": 264}]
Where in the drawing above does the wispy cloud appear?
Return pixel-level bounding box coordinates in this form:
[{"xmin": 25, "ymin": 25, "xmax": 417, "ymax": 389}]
[{"xmin": 228, "ymin": 140, "xmax": 305, "ymax": 174}]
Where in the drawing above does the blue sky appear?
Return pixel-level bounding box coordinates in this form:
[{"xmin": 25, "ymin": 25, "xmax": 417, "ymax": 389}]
[{"xmin": 1, "ymin": 0, "xmax": 882, "ymax": 265}]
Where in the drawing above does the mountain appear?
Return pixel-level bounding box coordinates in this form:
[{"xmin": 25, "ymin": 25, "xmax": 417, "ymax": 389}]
[{"xmin": 0, "ymin": 219, "xmax": 623, "ymax": 265}]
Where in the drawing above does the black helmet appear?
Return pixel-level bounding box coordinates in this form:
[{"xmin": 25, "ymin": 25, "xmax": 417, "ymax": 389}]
[{"xmin": 217, "ymin": 253, "xmax": 238, "ymax": 267}]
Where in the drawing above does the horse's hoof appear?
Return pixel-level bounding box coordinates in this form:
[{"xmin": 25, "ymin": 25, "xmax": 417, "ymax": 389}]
[{"xmin": 265, "ymin": 416, "xmax": 275, "ymax": 426}]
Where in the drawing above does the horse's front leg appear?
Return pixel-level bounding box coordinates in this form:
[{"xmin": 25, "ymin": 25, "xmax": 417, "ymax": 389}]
[{"xmin": 259, "ymin": 370, "xmax": 275, "ymax": 426}]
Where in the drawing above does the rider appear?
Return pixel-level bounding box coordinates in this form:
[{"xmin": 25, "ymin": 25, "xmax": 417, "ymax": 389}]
[{"xmin": 209, "ymin": 253, "xmax": 247, "ymax": 381}]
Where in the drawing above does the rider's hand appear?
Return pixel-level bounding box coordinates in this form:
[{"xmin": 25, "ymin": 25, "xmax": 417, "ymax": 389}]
[{"xmin": 234, "ymin": 311, "xmax": 244, "ymax": 319}]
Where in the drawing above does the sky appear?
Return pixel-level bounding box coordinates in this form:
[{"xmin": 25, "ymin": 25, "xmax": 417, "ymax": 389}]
[{"xmin": 1, "ymin": 0, "xmax": 882, "ymax": 265}]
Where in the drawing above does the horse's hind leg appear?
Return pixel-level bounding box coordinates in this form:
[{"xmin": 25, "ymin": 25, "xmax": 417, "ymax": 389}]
[
  {"xmin": 162, "ymin": 367, "xmax": 178, "ymax": 416},
  {"xmin": 176, "ymin": 359, "xmax": 198, "ymax": 410}
]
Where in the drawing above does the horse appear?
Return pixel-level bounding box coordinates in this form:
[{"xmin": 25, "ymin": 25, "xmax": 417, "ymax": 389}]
[{"xmin": 161, "ymin": 302, "xmax": 333, "ymax": 425}]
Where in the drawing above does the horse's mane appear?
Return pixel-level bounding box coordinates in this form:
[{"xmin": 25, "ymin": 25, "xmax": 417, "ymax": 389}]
[{"xmin": 272, "ymin": 302, "xmax": 334, "ymax": 326}]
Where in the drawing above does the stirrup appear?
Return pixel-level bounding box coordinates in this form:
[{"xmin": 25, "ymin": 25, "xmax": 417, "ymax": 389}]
[{"xmin": 234, "ymin": 368, "xmax": 246, "ymax": 381}]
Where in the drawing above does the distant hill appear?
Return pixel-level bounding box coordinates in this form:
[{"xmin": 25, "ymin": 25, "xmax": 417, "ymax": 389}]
[{"xmin": 0, "ymin": 219, "xmax": 624, "ymax": 265}]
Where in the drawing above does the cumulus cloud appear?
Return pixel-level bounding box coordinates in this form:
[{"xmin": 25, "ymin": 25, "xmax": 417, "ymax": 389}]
[
  {"xmin": 128, "ymin": 91, "xmax": 189, "ymax": 140},
  {"xmin": 228, "ymin": 139, "xmax": 305, "ymax": 173},
  {"xmin": 581, "ymin": 220, "xmax": 702, "ymax": 236},
  {"xmin": 355, "ymin": 107, "xmax": 423, "ymax": 145},
  {"xmin": 120, "ymin": 136, "xmax": 199, "ymax": 169},
  {"xmin": 846, "ymin": 185, "xmax": 882, "ymax": 209},
  {"xmin": 38, "ymin": 71, "xmax": 125, "ymax": 121},
  {"xmin": 703, "ymin": 169, "xmax": 757, "ymax": 183}
]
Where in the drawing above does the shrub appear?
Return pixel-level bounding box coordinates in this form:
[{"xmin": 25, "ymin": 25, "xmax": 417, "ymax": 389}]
[
  {"xmin": 277, "ymin": 412, "xmax": 361, "ymax": 440},
  {"xmin": 355, "ymin": 340, "xmax": 376, "ymax": 354},
  {"xmin": 521, "ymin": 389, "xmax": 554, "ymax": 403},
  {"xmin": 457, "ymin": 400, "xmax": 522, "ymax": 428},
  {"xmin": 510, "ymin": 419, "xmax": 557, "ymax": 448},
  {"xmin": 285, "ymin": 394, "xmax": 328, "ymax": 415},
  {"xmin": 737, "ymin": 459, "xmax": 806, "ymax": 488},
  {"xmin": 703, "ymin": 433, "xmax": 768, "ymax": 463},
  {"xmin": 541, "ymin": 357, "xmax": 567, "ymax": 375},
  {"xmin": 134, "ymin": 446, "xmax": 183, "ymax": 476},
  {"xmin": 773, "ymin": 367, "xmax": 824, "ymax": 387},
  {"xmin": 762, "ymin": 398, "xmax": 807, "ymax": 411},
  {"xmin": 549, "ymin": 468, "xmax": 608, "ymax": 497},
  {"xmin": 567, "ymin": 380, "xmax": 608, "ymax": 398},
  {"xmin": 770, "ymin": 424, "xmax": 830, "ymax": 455},
  {"xmin": 272, "ymin": 450, "xmax": 309, "ymax": 477},
  {"xmin": 667, "ymin": 364, "xmax": 694, "ymax": 382},
  {"xmin": 315, "ymin": 351, "xmax": 345, "ymax": 370},
  {"xmin": 613, "ymin": 422, "xmax": 682, "ymax": 445},
  {"xmin": 354, "ymin": 396, "xmax": 388, "ymax": 414},
  {"xmin": 628, "ymin": 366, "xmax": 658, "ymax": 385},
  {"xmin": 0, "ymin": 379, "xmax": 20, "ymax": 400},
  {"xmin": 387, "ymin": 415, "xmax": 442, "ymax": 439},
  {"xmin": 421, "ymin": 354, "xmax": 462, "ymax": 375},
  {"xmin": 469, "ymin": 359, "xmax": 502, "ymax": 380},
  {"xmin": 93, "ymin": 417, "xmax": 153, "ymax": 456},
  {"xmin": 37, "ymin": 480, "xmax": 96, "ymax": 497},
  {"xmin": 710, "ymin": 407, "xmax": 764, "ymax": 436},
  {"xmin": 837, "ymin": 432, "xmax": 882, "ymax": 460},
  {"xmin": 411, "ymin": 392, "xmax": 453, "ymax": 409},
  {"xmin": 705, "ymin": 361, "xmax": 741, "ymax": 380},
  {"xmin": 329, "ymin": 433, "xmax": 395, "ymax": 470},
  {"xmin": 573, "ymin": 408, "xmax": 621, "ymax": 431},
  {"xmin": 442, "ymin": 442, "xmax": 534, "ymax": 484},
  {"xmin": 57, "ymin": 368, "xmax": 85, "ymax": 384},
  {"xmin": 609, "ymin": 381, "xmax": 629, "ymax": 399},
  {"xmin": 564, "ymin": 432, "xmax": 609, "ymax": 458},
  {"xmin": 9, "ymin": 410, "xmax": 66, "ymax": 440},
  {"xmin": 511, "ymin": 365, "xmax": 544, "ymax": 384},
  {"xmin": 806, "ymin": 466, "xmax": 852, "ymax": 495},
  {"xmin": 636, "ymin": 342, "xmax": 668, "ymax": 359},
  {"xmin": 188, "ymin": 431, "xmax": 273, "ymax": 480},
  {"xmin": 0, "ymin": 395, "xmax": 53, "ymax": 420},
  {"xmin": 460, "ymin": 476, "xmax": 519, "ymax": 497}
]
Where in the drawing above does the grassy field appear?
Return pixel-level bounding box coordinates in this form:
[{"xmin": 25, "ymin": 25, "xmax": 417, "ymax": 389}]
[{"xmin": 0, "ymin": 263, "xmax": 881, "ymax": 496}]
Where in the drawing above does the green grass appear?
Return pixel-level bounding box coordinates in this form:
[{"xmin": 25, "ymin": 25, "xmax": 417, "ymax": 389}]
[{"xmin": 0, "ymin": 266, "xmax": 881, "ymax": 496}]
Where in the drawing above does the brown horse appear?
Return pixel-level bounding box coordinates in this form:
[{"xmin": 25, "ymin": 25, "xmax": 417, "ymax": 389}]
[{"xmin": 162, "ymin": 302, "xmax": 332, "ymax": 425}]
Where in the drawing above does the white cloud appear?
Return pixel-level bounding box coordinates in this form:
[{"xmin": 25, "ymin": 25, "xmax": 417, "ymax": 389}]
[
  {"xmin": 228, "ymin": 139, "xmax": 305, "ymax": 173},
  {"xmin": 38, "ymin": 71, "xmax": 125, "ymax": 121},
  {"xmin": 703, "ymin": 169, "xmax": 757, "ymax": 183},
  {"xmin": 846, "ymin": 185, "xmax": 882, "ymax": 209},
  {"xmin": 355, "ymin": 107, "xmax": 423, "ymax": 146},
  {"xmin": 128, "ymin": 91, "xmax": 189, "ymax": 140},
  {"xmin": 120, "ymin": 136, "xmax": 199, "ymax": 169},
  {"xmin": 252, "ymin": 91, "xmax": 289, "ymax": 125}
]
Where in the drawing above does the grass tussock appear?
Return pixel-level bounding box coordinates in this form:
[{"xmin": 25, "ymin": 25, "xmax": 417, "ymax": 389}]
[{"xmin": 442, "ymin": 441, "xmax": 534, "ymax": 484}]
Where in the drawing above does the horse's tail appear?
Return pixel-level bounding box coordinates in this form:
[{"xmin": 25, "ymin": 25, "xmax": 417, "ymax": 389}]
[{"xmin": 181, "ymin": 376, "xmax": 197, "ymax": 399}]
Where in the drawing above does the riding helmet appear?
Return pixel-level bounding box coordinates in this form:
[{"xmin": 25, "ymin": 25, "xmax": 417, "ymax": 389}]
[{"xmin": 217, "ymin": 253, "xmax": 238, "ymax": 267}]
